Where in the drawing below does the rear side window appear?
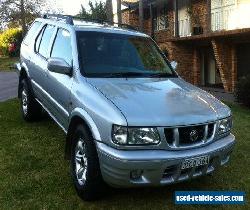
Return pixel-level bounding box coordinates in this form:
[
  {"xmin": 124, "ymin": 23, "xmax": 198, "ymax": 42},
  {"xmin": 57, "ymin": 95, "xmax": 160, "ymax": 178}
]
[
  {"xmin": 37, "ymin": 25, "xmax": 55, "ymax": 58},
  {"xmin": 23, "ymin": 21, "xmax": 41, "ymax": 45},
  {"xmin": 51, "ymin": 29, "xmax": 72, "ymax": 65}
]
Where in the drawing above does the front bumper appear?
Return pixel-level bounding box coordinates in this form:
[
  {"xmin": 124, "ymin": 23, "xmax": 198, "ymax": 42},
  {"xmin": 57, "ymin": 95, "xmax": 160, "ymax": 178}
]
[{"xmin": 96, "ymin": 134, "xmax": 235, "ymax": 187}]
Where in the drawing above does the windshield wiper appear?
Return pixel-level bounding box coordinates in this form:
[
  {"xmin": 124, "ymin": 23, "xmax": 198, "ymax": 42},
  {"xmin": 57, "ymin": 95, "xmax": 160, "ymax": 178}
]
[
  {"xmin": 102, "ymin": 72, "xmax": 148, "ymax": 78},
  {"xmin": 89, "ymin": 72, "xmax": 177, "ymax": 78},
  {"xmin": 147, "ymin": 72, "xmax": 176, "ymax": 78}
]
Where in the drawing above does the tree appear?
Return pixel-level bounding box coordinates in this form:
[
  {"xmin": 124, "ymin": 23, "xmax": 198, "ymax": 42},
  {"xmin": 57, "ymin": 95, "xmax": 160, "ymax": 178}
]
[
  {"xmin": 117, "ymin": 0, "xmax": 121, "ymax": 24},
  {"xmin": 78, "ymin": 4, "xmax": 91, "ymax": 19},
  {"xmin": 0, "ymin": 0, "xmax": 47, "ymax": 35},
  {"xmin": 106, "ymin": 0, "xmax": 113, "ymax": 22},
  {"xmin": 78, "ymin": 1, "xmax": 108, "ymax": 22},
  {"xmin": 139, "ymin": 0, "xmax": 143, "ymax": 31}
]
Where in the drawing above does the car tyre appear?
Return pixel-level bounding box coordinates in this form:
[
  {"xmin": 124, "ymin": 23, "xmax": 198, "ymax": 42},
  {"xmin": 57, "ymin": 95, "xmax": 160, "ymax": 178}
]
[
  {"xmin": 20, "ymin": 78, "xmax": 42, "ymax": 121},
  {"xmin": 71, "ymin": 124, "xmax": 105, "ymax": 201}
]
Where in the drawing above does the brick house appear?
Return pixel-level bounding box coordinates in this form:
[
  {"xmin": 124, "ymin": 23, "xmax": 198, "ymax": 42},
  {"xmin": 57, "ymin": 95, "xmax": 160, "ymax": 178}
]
[{"xmin": 121, "ymin": 0, "xmax": 250, "ymax": 92}]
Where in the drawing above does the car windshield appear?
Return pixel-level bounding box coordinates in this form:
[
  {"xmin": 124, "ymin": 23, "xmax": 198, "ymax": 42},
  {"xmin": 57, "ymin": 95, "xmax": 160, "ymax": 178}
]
[{"xmin": 76, "ymin": 31, "xmax": 177, "ymax": 78}]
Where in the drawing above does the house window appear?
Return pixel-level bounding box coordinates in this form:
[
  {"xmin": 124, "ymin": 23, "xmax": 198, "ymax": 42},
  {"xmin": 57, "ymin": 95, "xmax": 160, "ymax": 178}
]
[
  {"xmin": 153, "ymin": 5, "xmax": 169, "ymax": 31},
  {"xmin": 211, "ymin": 0, "xmax": 236, "ymax": 31}
]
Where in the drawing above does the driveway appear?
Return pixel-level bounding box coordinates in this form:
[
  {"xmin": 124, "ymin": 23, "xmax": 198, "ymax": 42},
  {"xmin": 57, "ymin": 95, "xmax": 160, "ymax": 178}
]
[
  {"xmin": 202, "ymin": 87, "xmax": 235, "ymax": 103},
  {"xmin": 0, "ymin": 72, "xmax": 18, "ymax": 102}
]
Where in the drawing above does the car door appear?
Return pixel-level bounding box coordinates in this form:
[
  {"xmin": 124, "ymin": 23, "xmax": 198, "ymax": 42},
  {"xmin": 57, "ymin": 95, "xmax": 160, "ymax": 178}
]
[
  {"xmin": 46, "ymin": 28, "xmax": 74, "ymax": 129},
  {"xmin": 30, "ymin": 24, "xmax": 56, "ymax": 106}
]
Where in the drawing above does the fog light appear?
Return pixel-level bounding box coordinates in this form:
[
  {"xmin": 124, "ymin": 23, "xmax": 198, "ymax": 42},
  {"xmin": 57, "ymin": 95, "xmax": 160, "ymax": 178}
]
[{"xmin": 130, "ymin": 170, "xmax": 143, "ymax": 180}]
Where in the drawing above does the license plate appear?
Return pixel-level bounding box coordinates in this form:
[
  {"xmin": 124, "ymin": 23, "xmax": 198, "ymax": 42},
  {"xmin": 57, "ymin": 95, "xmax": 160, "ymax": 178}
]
[{"xmin": 181, "ymin": 155, "xmax": 210, "ymax": 170}]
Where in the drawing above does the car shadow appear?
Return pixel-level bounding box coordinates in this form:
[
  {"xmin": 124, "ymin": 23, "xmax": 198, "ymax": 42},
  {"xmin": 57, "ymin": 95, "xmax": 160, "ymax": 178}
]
[{"xmin": 101, "ymin": 175, "xmax": 216, "ymax": 202}]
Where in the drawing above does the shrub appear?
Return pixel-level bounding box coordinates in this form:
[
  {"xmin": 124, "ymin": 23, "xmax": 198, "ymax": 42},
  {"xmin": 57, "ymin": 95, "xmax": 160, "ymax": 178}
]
[
  {"xmin": 0, "ymin": 28, "xmax": 23, "ymax": 57},
  {"xmin": 235, "ymin": 74, "xmax": 250, "ymax": 107}
]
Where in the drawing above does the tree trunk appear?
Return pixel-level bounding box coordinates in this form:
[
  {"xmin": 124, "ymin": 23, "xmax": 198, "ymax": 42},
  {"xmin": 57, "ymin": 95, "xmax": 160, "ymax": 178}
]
[
  {"xmin": 207, "ymin": 0, "xmax": 211, "ymax": 33},
  {"xmin": 117, "ymin": 0, "xmax": 122, "ymax": 25},
  {"xmin": 20, "ymin": 0, "xmax": 27, "ymax": 36},
  {"xmin": 139, "ymin": 0, "xmax": 144, "ymax": 32},
  {"xmin": 106, "ymin": 0, "xmax": 113, "ymax": 23},
  {"xmin": 174, "ymin": 0, "xmax": 179, "ymax": 37}
]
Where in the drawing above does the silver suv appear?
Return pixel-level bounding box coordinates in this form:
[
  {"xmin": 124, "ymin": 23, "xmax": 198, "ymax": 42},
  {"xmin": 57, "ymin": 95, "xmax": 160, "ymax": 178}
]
[{"xmin": 16, "ymin": 15, "xmax": 235, "ymax": 201}]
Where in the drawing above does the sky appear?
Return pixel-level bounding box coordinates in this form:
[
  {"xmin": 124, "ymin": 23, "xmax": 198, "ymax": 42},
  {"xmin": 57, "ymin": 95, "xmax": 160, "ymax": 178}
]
[{"xmin": 51, "ymin": 0, "xmax": 106, "ymax": 15}]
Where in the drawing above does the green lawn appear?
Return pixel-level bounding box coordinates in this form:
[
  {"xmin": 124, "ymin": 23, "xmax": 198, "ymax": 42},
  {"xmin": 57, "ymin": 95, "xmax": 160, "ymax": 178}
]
[
  {"xmin": 0, "ymin": 99, "xmax": 249, "ymax": 210},
  {"xmin": 0, "ymin": 57, "xmax": 19, "ymax": 71}
]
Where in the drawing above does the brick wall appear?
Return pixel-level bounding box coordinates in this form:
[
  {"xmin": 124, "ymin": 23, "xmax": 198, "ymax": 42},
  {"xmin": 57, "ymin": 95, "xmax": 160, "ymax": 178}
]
[
  {"xmin": 190, "ymin": 0, "xmax": 209, "ymax": 33},
  {"xmin": 122, "ymin": 9, "xmax": 139, "ymax": 28},
  {"xmin": 122, "ymin": 9, "xmax": 152, "ymax": 34},
  {"xmin": 212, "ymin": 40, "xmax": 237, "ymax": 92},
  {"xmin": 121, "ymin": 10, "xmax": 130, "ymax": 24},
  {"xmin": 158, "ymin": 38, "xmax": 237, "ymax": 91},
  {"xmin": 154, "ymin": 9, "xmax": 175, "ymax": 43},
  {"xmin": 158, "ymin": 41, "xmax": 196, "ymax": 83},
  {"xmin": 122, "ymin": 0, "xmax": 209, "ymax": 36},
  {"xmin": 121, "ymin": 2, "xmax": 239, "ymax": 92}
]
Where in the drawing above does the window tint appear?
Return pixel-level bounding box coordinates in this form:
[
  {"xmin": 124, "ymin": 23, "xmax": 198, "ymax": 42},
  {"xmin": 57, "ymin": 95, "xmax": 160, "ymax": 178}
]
[
  {"xmin": 23, "ymin": 21, "xmax": 42, "ymax": 45},
  {"xmin": 76, "ymin": 32, "xmax": 175, "ymax": 78},
  {"xmin": 51, "ymin": 29, "xmax": 72, "ymax": 65},
  {"xmin": 38, "ymin": 25, "xmax": 55, "ymax": 58}
]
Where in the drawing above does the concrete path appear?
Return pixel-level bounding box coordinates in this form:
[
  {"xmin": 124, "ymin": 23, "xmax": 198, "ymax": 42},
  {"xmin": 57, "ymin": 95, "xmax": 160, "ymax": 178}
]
[
  {"xmin": 202, "ymin": 87, "xmax": 235, "ymax": 103},
  {"xmin": 0, "ymin": 72, "xmax": 18, "ymax": 102}
]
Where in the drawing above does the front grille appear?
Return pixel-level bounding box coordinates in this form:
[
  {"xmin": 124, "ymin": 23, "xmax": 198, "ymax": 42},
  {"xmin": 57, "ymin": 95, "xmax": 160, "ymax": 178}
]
[
  {"xmin": 164, "ymin": 123, "xmax": 215, "ymax": 147},
  {"xmin": 207, "ymin": 124, "xmax": 214, "ymax": 139},
  {"xmin": 179, "ymin": 125, "xmax": 205, "ymax": 144}
]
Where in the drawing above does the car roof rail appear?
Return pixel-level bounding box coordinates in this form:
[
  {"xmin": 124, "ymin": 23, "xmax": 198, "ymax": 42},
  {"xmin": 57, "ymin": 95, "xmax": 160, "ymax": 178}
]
[
  {"xmin": 73, "ymin": 16, "xmax": 138, "ymax": 30},
  {"xmin": 42, "ymin": 14, "xmax": 138, "ymax": 31},
  {"xmin": 43, "ymin": 14, "xmax": 74, "ymax": 25}
]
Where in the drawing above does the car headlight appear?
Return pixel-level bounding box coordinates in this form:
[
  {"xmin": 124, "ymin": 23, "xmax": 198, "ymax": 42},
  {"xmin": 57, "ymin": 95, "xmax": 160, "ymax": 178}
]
[
  {"xmin": 112, "ymin": 125, "xmax": 160, "ymax": 145},
  {"xmin": 217, "ymin": 117, "xmax": 232, "ymax": 136}
]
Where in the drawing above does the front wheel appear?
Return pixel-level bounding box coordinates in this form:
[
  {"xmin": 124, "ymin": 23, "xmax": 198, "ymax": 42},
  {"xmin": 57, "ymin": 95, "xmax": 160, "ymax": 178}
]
[{"xmin": 71, "ymin": 124, "xmax": 105, "ymax": 201}]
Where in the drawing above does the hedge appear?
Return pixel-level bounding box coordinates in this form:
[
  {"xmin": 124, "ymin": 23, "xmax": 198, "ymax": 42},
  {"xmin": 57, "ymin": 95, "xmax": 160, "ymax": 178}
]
[
  {"xmin": 235, "ymin": 74, "xmax": 250, "ymax": 107},
  {"xmin": 0, "ymin": 28, "xmax": 23, "ymax": 57}
]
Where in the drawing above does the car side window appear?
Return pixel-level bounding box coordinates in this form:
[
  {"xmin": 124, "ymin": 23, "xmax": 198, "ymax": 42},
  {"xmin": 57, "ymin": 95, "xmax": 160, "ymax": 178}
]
[
  {"xmin": 51, "ymin": 28, "xmax": 72, "ymax": 66},
  {"xmin": 38, "ymin": 25, "xmax": 55, "ymax": 58},
  {"xmin": 23, "ymin": 21, "xmax": 42, "ymax": 46}
]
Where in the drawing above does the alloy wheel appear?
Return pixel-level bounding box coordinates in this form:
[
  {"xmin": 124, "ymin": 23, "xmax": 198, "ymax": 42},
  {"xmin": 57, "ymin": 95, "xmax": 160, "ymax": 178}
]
[{"xmin": 75, "ymin": 138, "xmax": 88, "ymax": 185}]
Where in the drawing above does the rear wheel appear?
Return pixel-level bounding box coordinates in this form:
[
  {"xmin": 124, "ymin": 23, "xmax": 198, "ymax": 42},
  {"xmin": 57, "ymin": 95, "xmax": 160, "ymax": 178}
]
[
  {"xmin": 71, "ymin": 124, "xmax": 105, "ymax": 201},
  {"xmin": 20, "ymin": 79, "xmax": 42, "ymax": 121}
]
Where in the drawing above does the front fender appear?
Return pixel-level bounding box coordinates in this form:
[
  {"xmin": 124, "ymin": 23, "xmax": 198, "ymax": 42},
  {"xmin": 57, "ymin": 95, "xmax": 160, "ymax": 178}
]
[
  {"xmin": 20, "ymin": 62, "xmax": 30, "ymax": 77},
  {"xmin": 15, "ymin": 62, "xmax": 21, "ymax": 76},
  {"xmin": 17, "ymin": 62, "xmax": 32, "ymax": 98},
  {"xmin": 70, "ymin": 107, "xmax": 101, "ymax": 141}
]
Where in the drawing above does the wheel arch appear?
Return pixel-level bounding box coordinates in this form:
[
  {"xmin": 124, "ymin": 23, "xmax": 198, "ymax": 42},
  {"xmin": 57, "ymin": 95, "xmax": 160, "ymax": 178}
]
[{"xmin": 65, "ymin": 108, "xmax": 101, "ymax": 159}]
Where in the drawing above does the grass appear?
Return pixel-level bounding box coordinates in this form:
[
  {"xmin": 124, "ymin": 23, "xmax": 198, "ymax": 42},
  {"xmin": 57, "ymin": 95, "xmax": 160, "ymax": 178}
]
[
  {"xmin": 0, "ymin": 56, "xmax": 19, "ymax": 71},
  {"xmin": 0, "ymin": 99, "xmax": 249, "ymax": 210}
]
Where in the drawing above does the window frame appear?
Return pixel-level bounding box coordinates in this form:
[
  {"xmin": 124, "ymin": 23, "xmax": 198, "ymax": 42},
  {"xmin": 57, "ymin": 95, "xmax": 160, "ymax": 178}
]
[{"xmin": 153, "ymin": 5, "xmax": 169, "ymax": 32}]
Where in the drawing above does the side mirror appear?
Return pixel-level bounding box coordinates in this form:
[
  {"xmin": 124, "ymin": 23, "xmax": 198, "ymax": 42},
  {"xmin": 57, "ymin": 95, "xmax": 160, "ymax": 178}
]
[
  {"xmin": 170, "ymin": 60, "xmax": 178, "ymax": 70},
  {"xmin": 47, "ymin": 58, "xmax": 72, "ymax": 75}
]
